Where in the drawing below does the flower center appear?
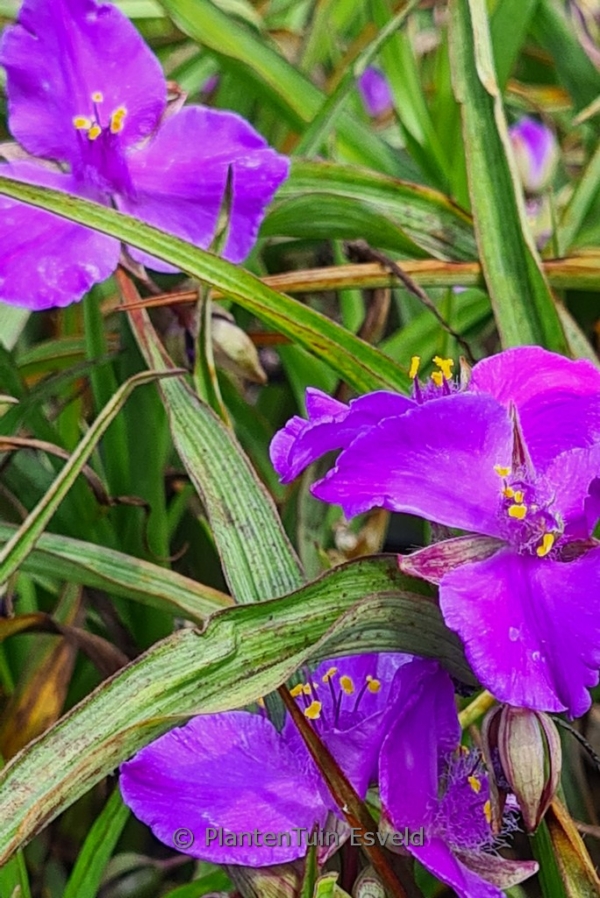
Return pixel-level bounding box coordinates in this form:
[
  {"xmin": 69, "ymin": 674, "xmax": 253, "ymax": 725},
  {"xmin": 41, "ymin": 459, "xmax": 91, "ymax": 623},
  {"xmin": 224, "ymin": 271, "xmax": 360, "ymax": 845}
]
[
  {"xmin": 494, "ymin": 465, "xmax": 563, "ymax": 557},
  {"xmin": 72, "ymin": 91, "xmax": 128, "ymax": 142},
  {"xmin": 409, "ymin": 356, "xmax": 460, "ymax": 404},
  {"xmin": 290, "ymin": 666, "xmax": 382, "ymax": 731},
  {"xmin": 433, "ymin": 750, "xmax": 495, "ymax": 852}
]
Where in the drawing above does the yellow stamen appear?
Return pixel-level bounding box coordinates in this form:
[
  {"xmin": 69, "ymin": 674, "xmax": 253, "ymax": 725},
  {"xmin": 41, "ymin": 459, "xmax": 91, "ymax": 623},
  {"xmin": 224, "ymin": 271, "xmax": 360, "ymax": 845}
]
[
  {"xmin": 503, "ymin": 487, "xmax": 514, "ymax": 499},
  {"xmin": 91, "ymin": 91, "xmax": 104, "ymax": 103},
  {"xmin": 508, "ymin": 504, "xmax": 527, "ymax": 520},
  {"xmin": 257, "ymin": 697, "xmax": 265, "ymax": 708},
  {"xmin": 88, "ymin": 124, "xmax": 102, "ymax": 141},
  {"xmin": 302, "ymin": 683, "xmax": 312, "ymax": 695},
  {"xmin": 513, "ymin": 490, "xmax": 524, "ymax": 504},
  {"xmin": 431, "ymin": 371, "xmax": 443, "ymax": 387},
  {"xmin": 73, "ymin": 115, "xmax": 92, "ymax": 130},
  {"xmin": 468, "ymin": 775, "xmax": 482, "ymax": 794},
  {"xmin": 304, "ymin": 700, "xmax": 322, "ymax": 720},
  {"xmin": 322, "ymin": 666, "xmax": 338, "ymax": 683},
  {"xmin": 409, "ymin": 356, "xmax": 420, "ymax": 380},
  {"xmin": 110, "ymin": 106, "xmax": 127, "ymax": 134},
  {"xmin": 483, "ymin": 800, "xmax": 492, "ymax": 824},
  {"xmin": 536, "ymin": 533, "xmax": 555, "ymax": 558},
  {"xmin": 366, "ymin": 676, "xmax": 381, "ymax": 693},
  {"xmin": 494, "ymin": 465, "xmax": 511, "ymax": 477},
  {"xmin": 339, "ymin": 675, "xmax": 355, "ymax": 695},
  {"xmin": 290, "ymin": 684, "xmax": 304, "ymax": 698},
  {"xmin": 433, "ymin": 356, "xmax": 454, "ymax": 380}
]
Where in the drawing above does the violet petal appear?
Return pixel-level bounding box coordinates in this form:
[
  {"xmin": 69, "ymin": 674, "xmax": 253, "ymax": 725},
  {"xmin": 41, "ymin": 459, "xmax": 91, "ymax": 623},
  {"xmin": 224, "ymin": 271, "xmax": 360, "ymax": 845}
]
[
  {"xmin": 313, "ymin": 393, "xmax": 512, "ymax": 536},
  {"xmin": 440, "ymin": 548, "xmax": 600, "ymax": 715},
  {"xmin": 120, "ymin": 711, "xmax": 327, "ymax": 866},
  {"xmin": 0, "ymin": 0, "xmax": 165, "ymax": 169},
  {"xmin": 379, "ymin": 659, "xmax": 459, "ymax": 830},
  {"xmin": 119, "ymin": 105, "xmax": 289, "ymax": 270},
  {"xmin": 270, "ymin": 389, "xmax": 414, "ymax": 484},
  {"xmin": 0, "ymin": 161, "xmax": 119, "ymax": 309}
]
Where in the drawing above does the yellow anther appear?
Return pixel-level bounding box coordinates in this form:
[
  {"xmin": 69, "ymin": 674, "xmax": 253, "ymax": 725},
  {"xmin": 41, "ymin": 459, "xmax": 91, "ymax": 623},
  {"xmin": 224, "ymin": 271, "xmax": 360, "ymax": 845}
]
[
  {"xmin": 91, "ymin": 91, "xmax": 104, "ymax": 103},
  {"xmin": 494, "ymin": 465, "xmax": 511, "ymax": 477},
  {"xmin": 431, "ymin": 371, "xmax": 443, "ymax": 387},
  {"xmin": 110, "ymin": 106, "xmax": 127, "ymax": 134},
  {"xmin": 322, "ymin": 667, "xmax": 338, "ymax": 683},
  {"xmin": 366, "ymin": 676, "xmax": 381, "ymax": 693},
  {"xmin": 409, "ymin": 356, "xmax": 420, "ymax": 380},
  {"xmin": 73, "ymin": 115, "xmax": 92, "ymax": 130},
  {"xmin": 257, "ymin": 697, "xmax": 265, "ymax": 708},
  {"xmin": 503, "ymin": 487, "xmax": 514, "ymax": 499},
  {"xmin": 508, "ymin": 504, "xmax": 527, "ymax": 520},
  {"xmin": 88, "ymin": 124, "xmax": 102, "ymax": 141},
  {"xmin": 483, "ymin": 800, "xmax": 492, "ymax": 825},
  {"xmin": 339, "ymin": 675, "xmax": 355, "ymax": 695},
  {"xmin": 290, "ymin": 683, "xmax": 304, "ymax": 698},
  {"xmin": 433, "ymin": 356, "xmax": 454, "ymax": 380},
  {"xmin": 536, "ymin": 533, "xmax": 555, "ymax": 558},
  {"xmin": 513, "ymin": 490, "xmax": 524, "ymax": 504},
  {"xmin": 302, "ymin": 684, "xmax": 312, "ymax": 695},
  {"xmin": 468, "ymin": 775, "xmax": 482, "ymax": 794},
  {"xmin": 304, "ymin": 700, "xmax": 322, "ymax": 720}
]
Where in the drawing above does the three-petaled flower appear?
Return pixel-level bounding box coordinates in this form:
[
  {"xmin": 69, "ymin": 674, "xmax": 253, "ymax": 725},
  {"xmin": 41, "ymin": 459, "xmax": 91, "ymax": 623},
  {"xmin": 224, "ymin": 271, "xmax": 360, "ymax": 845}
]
[
  {"xmin": 271, "ymin": 347, "xmax": 600, "ymax": 715},
  {"xmin": 0, "ymin": 0, "xmax": 289, "ymax": 309},
  {"xmin": 120, "ymin": 653, "xmax": 410, "ymax": 866}
]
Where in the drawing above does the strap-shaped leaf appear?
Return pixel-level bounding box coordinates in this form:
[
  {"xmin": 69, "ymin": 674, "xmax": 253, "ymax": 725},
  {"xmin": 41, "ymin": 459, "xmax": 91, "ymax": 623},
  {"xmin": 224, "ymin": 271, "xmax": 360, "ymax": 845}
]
[
  {"xmin": 265, "ymin": 161, "xmax": 478, "ymax": 261},
  {"xmin": 448, "ymin": 0, "xmax": 568, "ymax": 352},
  {"xmin": 0, "ymin": 525, "xmax": 231, "ymax": 622}
]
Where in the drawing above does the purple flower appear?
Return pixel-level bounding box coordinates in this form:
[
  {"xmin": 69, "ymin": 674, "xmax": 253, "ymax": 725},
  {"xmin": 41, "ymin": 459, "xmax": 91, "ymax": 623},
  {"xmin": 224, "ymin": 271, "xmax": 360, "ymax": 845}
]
[
  {"xmin": 271, "ymin": 347, "xmax": 600, "ymax": 485},
  {"xmin": 509, "ymin": 117, "xmax": 558, "ymax": 194},
  {"xmin": 380, "ymin": 658, "xmax": 538, "ymax": 898},
  {"xmin": 357, "ymin": 67, "xmax": 394, "ymax": 118},
  {"xmin": 270, "ymin": 347, "xmax": 600, "ymax": 715},
  {"xmin": 0, "ymin": 0, "xmax": 289, "ymax": 310},
  {"xmin": 120, "ymin": 652, "xmax": 409, "ymax": 866}
]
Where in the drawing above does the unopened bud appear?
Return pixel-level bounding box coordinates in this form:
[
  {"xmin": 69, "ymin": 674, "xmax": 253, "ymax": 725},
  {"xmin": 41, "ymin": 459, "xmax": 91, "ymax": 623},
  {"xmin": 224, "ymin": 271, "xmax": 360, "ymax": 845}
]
[
  {"xmin": 482, "ymin": 705, "xmax": 562, "ymax": 833},
  {"xmin": 211, "ymin": 313, "xmax": 267, "ymax": 385},
  {"xmin": 509, "ymin": 117, "xmax": 559, "ymax": 195},
  {"xmin": 357, "ymin": 67, "xmax": 394, "ymax": 119}
]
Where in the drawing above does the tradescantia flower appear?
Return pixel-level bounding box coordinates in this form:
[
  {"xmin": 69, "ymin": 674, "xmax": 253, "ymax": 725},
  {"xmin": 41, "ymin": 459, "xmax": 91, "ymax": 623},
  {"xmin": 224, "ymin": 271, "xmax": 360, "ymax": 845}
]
[
  {"xmin": 379, "ymin": 658, "xmax": 538, "ymax": 898},
  {"xmin": 270, "ymin": 347, "xmax": 600, "ymax": 715},
  {"xmin": 0, "ymin": 0, "xmax": 289, "ymax": 310},
  {"xmin": 120, "ymin": 653, "xmax": 409, "ymax": 866}
]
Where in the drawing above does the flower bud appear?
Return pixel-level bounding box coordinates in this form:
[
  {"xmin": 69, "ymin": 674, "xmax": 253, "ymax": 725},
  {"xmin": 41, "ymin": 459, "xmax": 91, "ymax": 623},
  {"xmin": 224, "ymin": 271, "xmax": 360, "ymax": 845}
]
[
  {"xmin": 482, "ymin": 705, "xmax": 562, "ymax": 833},
  {"xmin": 509, "ymin": 117, "xmax": 559, "ymax": 194},
  {"xmin": 211, "ymin": 312, "xmax": 267, "ymax": 385},
  {"xmin": 357, "ymin": 67, "xmax": 393, "ymax": 119}
]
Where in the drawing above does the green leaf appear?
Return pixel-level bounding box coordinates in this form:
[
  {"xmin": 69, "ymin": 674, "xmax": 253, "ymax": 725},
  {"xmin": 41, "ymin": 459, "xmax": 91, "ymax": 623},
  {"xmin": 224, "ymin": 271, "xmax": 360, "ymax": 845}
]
[
  {"xmin": 489, "ymin": 0, "xmax": 538, "ymax": 90},
  {"xmin": 0, "ymin": 555, "xmax": 470, "ymax": 865},
  {"xmin": 448, "ymin": 0, "xmax": 568, "ymax": 353},
  {"xmin": 531, "ymin": 0, "xmax": 600, "ymax": 112},
  {"xmin": 0, "ymin": 369, "xmax": 181, "ymax": 587},
  {"xmin": 62, "ymin": 788, "xmax": 129, "ymax": 898},
  {"xmin": 126, "ymin": 301, "xmax": 304, "ymax": 603},
  {"xmin": 556, "ymin": 142, "xmax": 600, "ymax": 254},
  {"xmin": 0, "ymin": 524, "xmax": 231, "ymax": 622},
  {"xmin": 266, "ymin": 161, "xmax": 478, "ymax": 261},
  {"xmin": 0, "ymin": 177, "xmax": 410, "ymax": 395},
  {"xmin": 162, "ymin": 0, "xmax": 403, "ymax": 176}
]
